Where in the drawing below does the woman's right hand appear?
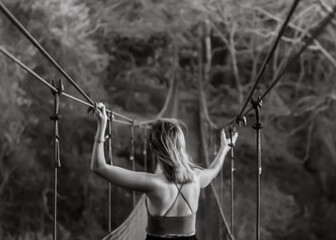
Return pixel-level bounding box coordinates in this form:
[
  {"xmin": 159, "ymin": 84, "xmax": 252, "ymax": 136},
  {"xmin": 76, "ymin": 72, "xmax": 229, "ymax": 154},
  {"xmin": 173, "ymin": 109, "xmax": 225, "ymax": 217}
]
[
  {"xmin": 94, "ymin": 102, "xmax": 108, "ymax": 128},
  {"xmin": 220, "ymin": 129, "xmax": 238, "ymax": 149}
]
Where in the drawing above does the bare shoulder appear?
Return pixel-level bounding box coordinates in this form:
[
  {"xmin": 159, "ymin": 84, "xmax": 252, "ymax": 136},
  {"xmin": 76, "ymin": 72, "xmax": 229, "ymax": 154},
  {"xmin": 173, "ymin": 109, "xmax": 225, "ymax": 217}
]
[
  {"xmin": 148, "ymin": 172, "xmax": 170, "ymax": 190},
  {"xmin": 146, "ymin": 173, "xmax": 172, "ymax": 199}
]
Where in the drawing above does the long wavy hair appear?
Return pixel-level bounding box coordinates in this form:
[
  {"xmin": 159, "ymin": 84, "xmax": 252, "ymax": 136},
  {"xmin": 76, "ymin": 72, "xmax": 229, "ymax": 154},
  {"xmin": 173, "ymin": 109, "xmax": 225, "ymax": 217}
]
[{"xmin": 149, "ymin": 118, "xmax": 195, "ymax": 183}]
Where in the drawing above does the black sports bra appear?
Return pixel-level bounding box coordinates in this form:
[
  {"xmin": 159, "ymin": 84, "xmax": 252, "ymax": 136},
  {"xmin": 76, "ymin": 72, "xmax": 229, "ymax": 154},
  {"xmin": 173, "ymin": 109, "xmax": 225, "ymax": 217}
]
[{"xmin": 146, "ymin": 183, "xmax": 196, "ymax": 237}]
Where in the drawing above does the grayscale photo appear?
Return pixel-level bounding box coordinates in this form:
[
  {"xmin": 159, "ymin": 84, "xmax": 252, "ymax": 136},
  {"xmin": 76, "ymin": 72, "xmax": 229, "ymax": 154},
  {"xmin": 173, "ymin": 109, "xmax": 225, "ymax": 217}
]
[{"xmin": 0, "ymin": 0, "xmax": 335, "ymax": 239}]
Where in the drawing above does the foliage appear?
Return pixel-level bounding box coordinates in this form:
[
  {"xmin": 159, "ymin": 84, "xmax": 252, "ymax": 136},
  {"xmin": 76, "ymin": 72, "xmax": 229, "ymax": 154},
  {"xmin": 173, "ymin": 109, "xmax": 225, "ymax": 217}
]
[{"xmin": 0, "ymin": 0, "xmax": 336, "ymax": 239}]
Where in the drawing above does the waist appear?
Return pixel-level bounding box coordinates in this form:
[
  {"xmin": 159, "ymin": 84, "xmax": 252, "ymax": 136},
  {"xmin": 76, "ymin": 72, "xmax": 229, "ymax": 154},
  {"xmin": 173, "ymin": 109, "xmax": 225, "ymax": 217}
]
[
  {"xmin": 146, "ymin": 234, "xmax": 197, "ymax": 240},
  {"xmin": 146, "ymin": 213, "xmax": 196, "ymax": 237}
]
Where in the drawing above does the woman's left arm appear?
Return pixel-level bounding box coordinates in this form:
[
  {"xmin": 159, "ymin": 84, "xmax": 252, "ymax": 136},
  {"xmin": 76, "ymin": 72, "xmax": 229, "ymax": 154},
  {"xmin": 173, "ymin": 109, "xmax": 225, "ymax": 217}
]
[{"xmin": 90, "ymin": 103, "xmax": 157, "ymax": 193}]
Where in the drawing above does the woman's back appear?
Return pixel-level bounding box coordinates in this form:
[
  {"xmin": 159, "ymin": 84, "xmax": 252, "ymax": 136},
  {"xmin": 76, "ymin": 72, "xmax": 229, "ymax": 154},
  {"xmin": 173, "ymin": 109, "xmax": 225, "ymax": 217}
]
[
  {"xmin": 146, "ymin": 171, "xmax": 200, "ymax": 217},
  {"xmin": 145, "ymin": 172, "xmax": 200, "ymax": 238}
]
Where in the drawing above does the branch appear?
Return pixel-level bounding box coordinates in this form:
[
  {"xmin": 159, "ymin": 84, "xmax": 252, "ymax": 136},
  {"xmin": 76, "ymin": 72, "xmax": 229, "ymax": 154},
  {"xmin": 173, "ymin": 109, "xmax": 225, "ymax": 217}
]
[
  {"xmin": 318, "ymin": 0, "xmax": 336, "ymax": 26},
  {"xmin": 302, "ymin": 122, "xmax": 314, "ymax": 163},
  {"xmin": 229, "ymin": 22, "xmax": 243, "ymax": 106},
  {"xmin": 249, "ymin": 5, "xmax": 336, "ymax": 69}
]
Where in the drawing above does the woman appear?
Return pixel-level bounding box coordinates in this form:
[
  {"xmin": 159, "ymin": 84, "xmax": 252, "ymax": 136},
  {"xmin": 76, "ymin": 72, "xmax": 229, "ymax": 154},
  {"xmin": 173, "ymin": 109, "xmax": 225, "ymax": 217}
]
[{"xmin": 91, "ymin": 103, "xmax": 238, "ymax": 240}]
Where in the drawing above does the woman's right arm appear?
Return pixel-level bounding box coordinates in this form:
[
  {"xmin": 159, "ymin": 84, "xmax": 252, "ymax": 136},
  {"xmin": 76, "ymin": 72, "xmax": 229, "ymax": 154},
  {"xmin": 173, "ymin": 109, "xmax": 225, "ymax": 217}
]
[
  {"xmin": 197, "ymin": 130, "xmax": 238, "ymax": 188},
  {"xmin": 90, "ymin": 103, "xmax": 158, "ymax": 193}
]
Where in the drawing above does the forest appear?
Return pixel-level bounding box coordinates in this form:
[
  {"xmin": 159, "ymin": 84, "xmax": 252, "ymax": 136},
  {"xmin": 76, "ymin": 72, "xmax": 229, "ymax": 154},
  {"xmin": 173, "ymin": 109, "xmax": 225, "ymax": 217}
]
[{"xmin": 0, "ymin": 0, "xmax": 336, "ymax": 239}]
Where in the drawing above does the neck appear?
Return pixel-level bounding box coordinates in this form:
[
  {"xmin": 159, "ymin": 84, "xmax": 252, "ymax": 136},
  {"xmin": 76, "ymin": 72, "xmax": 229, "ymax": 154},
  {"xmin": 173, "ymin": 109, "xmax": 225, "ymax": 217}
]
[{"xmin": 155, "ymin": 163, "xmax": 162, "ymax": 174}]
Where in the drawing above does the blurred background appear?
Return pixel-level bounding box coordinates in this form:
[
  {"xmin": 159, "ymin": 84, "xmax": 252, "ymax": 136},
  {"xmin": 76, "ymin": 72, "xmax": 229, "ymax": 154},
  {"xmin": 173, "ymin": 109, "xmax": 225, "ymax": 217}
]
[{"xmin": 0, "ymin": 0, "xmax": 336, "ymax": 239}]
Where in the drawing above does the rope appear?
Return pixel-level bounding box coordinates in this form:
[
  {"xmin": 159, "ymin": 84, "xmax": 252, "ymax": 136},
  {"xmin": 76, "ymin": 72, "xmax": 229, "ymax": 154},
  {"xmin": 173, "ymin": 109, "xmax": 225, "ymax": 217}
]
[
  {"xmin": 259, "ymin": 4, "xmax": 336, "ymax": 101},
  {"xmin": 0, "ymin": 2, "xmax": 135, "ymax": 124},
  {"xmin": 228, "ymin": 126, "xmax": 235, "ymax": 237},
  {"xmin": 219, "ymin": 5, "xmax": 336, "ymax": 128},
  {"xmin": 223, "ymin": 3, "xmax": 336, "ymax": 129},
  {"xmin": 49, "ymin": 79, "xmax": 63, "ymax": 240},
  {"xmin": 0, "ymin": 46, "xmax": 57, "ymax": 92},
  {"xmin": 250, "ymin": 98, "xmax": 263, "ymax": 240},
  {"xmin": 107, "ymin": 112, "xmax": 114, "ymax": 232},
  {"xmin": 0, "ymin": 46, "xmax": 133, "ymax": 125},
  {"xmin": 130, "ymin": 122, "xmax": 136, "ymax": 207},
  {"xmin": 0, "ymin": 2, "xmax": 94, "ymax": 106},
  {"xmin": 236, "ymin": 0, "xmax": 301, "ymax": 123},
  {"xmin": 143, "ymin": 126, "xmax": 148, "ymax": 173},
  {"xmin": 198, "ymin": 0, "xmax": 300, "ymax": 130},
  {"xmin": 217, "ymin": 131, "xmax": 225, "ymax": 240},
  {"xmin": 0, "ymin": 1, "xmax": 184, "ymax": 127}
]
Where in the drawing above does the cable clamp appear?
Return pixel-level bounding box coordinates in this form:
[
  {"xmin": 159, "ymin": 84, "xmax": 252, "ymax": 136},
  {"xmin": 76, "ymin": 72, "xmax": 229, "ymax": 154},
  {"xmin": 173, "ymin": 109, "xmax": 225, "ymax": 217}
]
[
  {"xmin": 235, "ymin": 115, "xmax": 247, "ymax": 127},
  {"xmin": 55, "ymin": 134, "xmax": 60, "ymax": 141},
  {"xmin": 49, "ymin": 114, "xmax": 62, "ymax": 121},
  {"xmin": 108, "ymin": 112, "xmax": 115, "ymax": 121},
  {"xmin": 228, "ymin": 125, "xmax": 236, "ymax": 147},
  {"xmin": 105, "ymin": 134, "xmax": 112, "ymax": 140},
  {"xmin": 253, "ymin": 122, "xmax": 263, "ymax": 130},
  {"xmin": 55, "ymin": 141, "xmax": 61, "ymax": 168},
  {"xmin": 250, "ymin": 96, "xmax": 262, "ymax": 109},
  {"xmin": 50, "ymin": 78, "xmax": 64, "ymax": 96},
  {"xmin": 87, "ymin": 102, "xmax": 98, "ymax": 115}
]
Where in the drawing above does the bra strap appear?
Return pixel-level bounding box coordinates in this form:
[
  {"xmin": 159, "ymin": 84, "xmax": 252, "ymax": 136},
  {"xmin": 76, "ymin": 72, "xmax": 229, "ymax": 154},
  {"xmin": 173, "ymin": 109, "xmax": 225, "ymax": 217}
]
[
  {"xmin": 163, "ymin": 183, "xmax": 184, "ymax": 216},
  {"xmin": 163, "ymin": 182, "xmax": 194, "ymax": 216},
  {"xmin": 179, "ymin": 189, "xmax": 194, "ymax": 214}
]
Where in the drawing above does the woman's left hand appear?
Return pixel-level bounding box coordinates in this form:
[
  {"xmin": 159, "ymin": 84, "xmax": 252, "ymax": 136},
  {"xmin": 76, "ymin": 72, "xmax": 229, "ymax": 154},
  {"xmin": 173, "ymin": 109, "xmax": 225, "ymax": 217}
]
[
  {"xmin": 94, "ymin": 102, "xmax": 108, "ymax": 127},
  {"xmin": 220, "ymin": 129, "xmax": 238, "ymax": 149}
]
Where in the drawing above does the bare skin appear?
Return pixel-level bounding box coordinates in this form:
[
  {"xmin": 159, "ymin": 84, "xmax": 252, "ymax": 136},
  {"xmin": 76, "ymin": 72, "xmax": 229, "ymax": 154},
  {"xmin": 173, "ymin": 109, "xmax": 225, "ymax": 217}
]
[{"xmin": 91, "ymin": 103, "xmax": 238, "ymax": 217}]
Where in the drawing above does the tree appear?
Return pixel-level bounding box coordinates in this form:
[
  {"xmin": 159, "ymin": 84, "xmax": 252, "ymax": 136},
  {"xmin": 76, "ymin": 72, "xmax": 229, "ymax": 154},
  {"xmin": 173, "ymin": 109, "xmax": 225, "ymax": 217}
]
[{"xmin": 1, "ymin": 0, "xmax": 336, "ymax": 239}]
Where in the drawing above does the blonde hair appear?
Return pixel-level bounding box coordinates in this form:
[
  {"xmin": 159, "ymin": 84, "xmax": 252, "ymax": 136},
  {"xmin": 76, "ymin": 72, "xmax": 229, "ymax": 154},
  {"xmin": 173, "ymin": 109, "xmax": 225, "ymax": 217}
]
[{"xmin": 149, "ymin": 118, "xmax": 195, "ymax": 183}]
